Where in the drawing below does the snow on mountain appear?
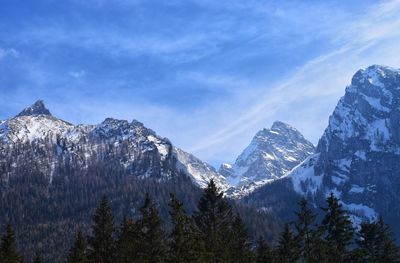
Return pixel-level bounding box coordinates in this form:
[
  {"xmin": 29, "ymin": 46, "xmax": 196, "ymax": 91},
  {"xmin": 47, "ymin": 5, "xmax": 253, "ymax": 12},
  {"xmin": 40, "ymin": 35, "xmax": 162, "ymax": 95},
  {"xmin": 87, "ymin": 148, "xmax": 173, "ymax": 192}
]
[
  {"xmin": 221, "ymin": 121, "xmax": 315, "ymax": 197},
  {"xmin": 285, "ymin": 65, "xmax": 400, "ymax": 226},
  {"xmin": 0, "ymin": 100, "xmax": 228, "ymax": 189},
  {"xmin": 0, "ymin": 115, "xmax": 73, "ymax": 143},
  {"xmin": 16, "ymin": 99, "xmax": 52, "ymax": 117},
  {"xmin": 173, "ymin": 147, "xmax": 229, "ymax": 191}
]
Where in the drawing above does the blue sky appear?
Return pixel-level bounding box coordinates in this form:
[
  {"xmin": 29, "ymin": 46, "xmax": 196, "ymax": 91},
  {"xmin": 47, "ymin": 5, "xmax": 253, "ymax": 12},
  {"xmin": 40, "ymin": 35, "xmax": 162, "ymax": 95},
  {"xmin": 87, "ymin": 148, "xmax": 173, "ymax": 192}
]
[{"xmin": 1, "ymin": 0, "xmax": 400, "ymax": 167}]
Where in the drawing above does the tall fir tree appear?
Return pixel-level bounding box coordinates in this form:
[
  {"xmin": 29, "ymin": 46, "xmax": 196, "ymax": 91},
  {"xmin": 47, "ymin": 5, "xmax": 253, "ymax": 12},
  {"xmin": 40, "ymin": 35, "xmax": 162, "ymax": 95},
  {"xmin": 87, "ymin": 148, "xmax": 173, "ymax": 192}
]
[
  {"xmin": 32, "ymin": 252, "xmax": 43, "ymax": 263},
  {"xmin": 0, "ymin": 224, "xmax": 23, "ymax": 263},
  {"xmin": 307, "ymin": 228, "xmax": 332, "ymax": 263},
  {"xmin": 376, "ymin": 218, "xmax": 400, "ymax": 262},
  {"xmin": 356, "ymin": 218, "xmax": 400, "ymax": 263},
  {"xmin": 67, "ymin": 230, "xmax": 88, "ymax": 263},
  {"xmin": 276, "ymin": 223, "xmax": 299, "ymax": 263},
  {"xmin": 115, "ymin": 217, "xmax": 141, "ymax": 263},
  {"xmin": 88, "ymin": 196, "xmax": 116, "ymax": 263},
  {"xmin": 137, "ymin": 194, "xmax": 167, "ymax": 263},
  {"xmin": 194, "ymin": 179, "xmax": 233, "ymax": 262},
  {"xmin": 255, "ymin": 236, "xmax": 274, "ymax": 263},
  {"xmin": 294, "ymin": 197, "xmax": 316, "ymax": 262},
  {"xmin": 168, "ymin": 194, "xmax": 203, "ymax": 263},
  {"xmin": 320, "ymin": 193, "xmax": 354, "ymax": 262},
  {"xmin": 227, "ymin": 213, "xmax": 253, "ymax": 263}
]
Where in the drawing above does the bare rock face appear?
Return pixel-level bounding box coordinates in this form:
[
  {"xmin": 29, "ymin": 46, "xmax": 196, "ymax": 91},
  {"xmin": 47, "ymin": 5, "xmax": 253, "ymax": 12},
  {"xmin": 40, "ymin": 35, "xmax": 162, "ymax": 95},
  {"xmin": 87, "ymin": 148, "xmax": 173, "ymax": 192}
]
[
  {"xmin": 0, "ymin": 101, "xmax": 228, "ymax": 189},
  {"xmin": 17, "ymin": 100, "xmax": 52, "ymax": 117},
  {"xmin": 246, "ymin": 65, "xmax": 400, "ymax": 238},
  {"xmin": 220, "ymin": 121, "xmax": 315, "ymax": 197}
]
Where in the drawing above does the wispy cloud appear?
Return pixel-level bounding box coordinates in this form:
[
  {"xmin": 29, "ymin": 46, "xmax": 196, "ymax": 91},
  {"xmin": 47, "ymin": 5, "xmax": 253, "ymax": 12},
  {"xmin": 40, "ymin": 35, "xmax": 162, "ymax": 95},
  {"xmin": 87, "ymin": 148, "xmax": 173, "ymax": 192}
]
[
  {"xmin": 185, "ymin": 0, "xmax": 400, "ymax": 162},
  {"xmin": 0, "ymin": 48, "xmax": 19, "ymax": 60},
  {"xmin": 1, "ymin": 0, "xmax": 400, "ymax": 167},
  {"xmin": 69, "ymin": 70, "xmax": 86, "ymax": 78}
]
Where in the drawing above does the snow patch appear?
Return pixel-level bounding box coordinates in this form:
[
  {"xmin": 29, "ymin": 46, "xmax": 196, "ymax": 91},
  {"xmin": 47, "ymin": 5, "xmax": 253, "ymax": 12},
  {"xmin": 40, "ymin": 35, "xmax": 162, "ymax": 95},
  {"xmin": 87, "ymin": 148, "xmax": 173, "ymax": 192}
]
[{"xmin": 289, "ymin": 154, "xmax": 322, "ymax": 196}]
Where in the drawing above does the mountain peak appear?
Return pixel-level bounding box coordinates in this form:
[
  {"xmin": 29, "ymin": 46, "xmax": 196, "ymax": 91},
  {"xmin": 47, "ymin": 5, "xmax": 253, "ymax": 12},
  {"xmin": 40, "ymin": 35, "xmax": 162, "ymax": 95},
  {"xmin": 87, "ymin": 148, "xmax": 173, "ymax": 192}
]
[
  {"xmin": 16, "ymin": 100, "xmax": 52, "ymax": 117},
  {"xmin": 271, "ymin": 121, "xmax": 296, "ymax": 132},
  {"xmin": 221, "ymin": 120, "xmax": 315, "ymax": 194}
]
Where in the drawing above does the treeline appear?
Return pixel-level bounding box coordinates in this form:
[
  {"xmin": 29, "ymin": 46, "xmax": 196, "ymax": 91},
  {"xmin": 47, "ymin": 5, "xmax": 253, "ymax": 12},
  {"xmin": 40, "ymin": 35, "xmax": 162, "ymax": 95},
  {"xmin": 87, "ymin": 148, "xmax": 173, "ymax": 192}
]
[{"xmin": 1, "ymin": 180, "xmax": 400, "ymax": 263}]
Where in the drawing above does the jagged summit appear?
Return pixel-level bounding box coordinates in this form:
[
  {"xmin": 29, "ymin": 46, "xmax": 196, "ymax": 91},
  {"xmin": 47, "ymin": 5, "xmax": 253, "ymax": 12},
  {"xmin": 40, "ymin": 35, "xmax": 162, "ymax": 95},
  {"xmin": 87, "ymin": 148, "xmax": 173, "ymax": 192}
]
[
  {"xmin": 16, "ymin": 100, "xmax": 52, "ymax": 117},
  {"xmin": 221, "ymin": 120, "xmax": 315, "ymax": 197},
  {"xmin": 252, "ymin": 65, "xmax": 400, "ymax": 230},
  {"xmin": 271, "ymin": 120, "xmax": 295, "ymax": 131},
  {"xmin": 1, "ymin": 101, "xmax": 229, "ymax": 191}
]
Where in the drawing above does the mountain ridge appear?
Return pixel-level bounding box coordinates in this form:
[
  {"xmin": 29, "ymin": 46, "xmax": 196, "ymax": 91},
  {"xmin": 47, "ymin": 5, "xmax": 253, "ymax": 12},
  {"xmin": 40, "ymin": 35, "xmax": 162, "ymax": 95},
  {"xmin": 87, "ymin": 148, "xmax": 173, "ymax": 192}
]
[
  {"xmin": 220, "ymin": 120, "xmax": 315, "ymax": 197},
  {"xmin": 0, "ymin": 100, "xmax": 229, "ymax": 190},
  {"xmin": 244, "ymin": 65, "xmax": 400, "ymax": 238}
]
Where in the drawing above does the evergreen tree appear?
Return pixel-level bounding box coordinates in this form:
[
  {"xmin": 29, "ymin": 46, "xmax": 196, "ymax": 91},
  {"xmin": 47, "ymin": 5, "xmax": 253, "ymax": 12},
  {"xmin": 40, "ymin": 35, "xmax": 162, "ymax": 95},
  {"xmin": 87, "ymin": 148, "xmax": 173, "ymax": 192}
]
[
  {"xmin": 307, "ymin": 228, "xmax": 332, "ymax": 263},
  {"xmin": 115, "ymin": 217, "xmax": 141, "ymax": 263},
  {"xmin": 0, "ymin": 224, "xmax": 23, "ymax": 263},
  {"xmin": 320, "ymin": 193, "xmax": 354, "ymax": 262},
  {"xmin": 227, "ymin": 214, "xmax": 253, "ymax": 263},
  {"xmin": 168, "ymin": 194, "xmax": 202, "ymax": 263},
  {"xmin": 194, "ymin": 179, "xmax": 233, "ymax": 262},
  {"xmin": 294, "ymin": 198, "xmax": 316, "ymax": 262},
  {"xmin": 276, "ymin": 223, "xmax": 299, "ymax": 263},
  {"xmin": 32, "ymin": 252, "xmax": 42, "ymax": 263},
  {"xmin": 137, "ymin": 194, "xmax": 167, "ymax": 263},
  {"xmin": 356, "ymin": 218, "xmax": 400, "ymax": 263},
  {"xmin": 88, "ymin": 196, "xmax": 116, "ymax": 263},
  {"xmin": 256, "ymin": 236, "xmax": 274, "ymax": 263},
  {"xmin": 67, "ymin": 230, "xmax": 88, "ymax": 263},
  {"xmin": 376, "ymin": 218, "xmax": 400, "ymax": 262}
]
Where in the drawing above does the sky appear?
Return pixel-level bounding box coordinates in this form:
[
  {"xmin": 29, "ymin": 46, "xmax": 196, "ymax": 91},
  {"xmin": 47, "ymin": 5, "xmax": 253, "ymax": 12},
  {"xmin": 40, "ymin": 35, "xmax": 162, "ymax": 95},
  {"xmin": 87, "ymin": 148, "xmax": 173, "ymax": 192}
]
[{"xmin": 1, "ymin": 0, "xmax": 400, "ymax": 167}]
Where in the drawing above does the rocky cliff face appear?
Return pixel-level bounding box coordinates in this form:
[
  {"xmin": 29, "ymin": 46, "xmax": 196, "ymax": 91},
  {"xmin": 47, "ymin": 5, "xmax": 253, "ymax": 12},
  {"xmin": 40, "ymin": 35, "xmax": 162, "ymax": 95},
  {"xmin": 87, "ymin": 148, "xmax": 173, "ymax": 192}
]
[
  {"xmin": 0, "ymin": 101, "xmax": 228, "ymax": 190},
  {"xmin": 246, "ymin": 65, "xmax": 400, "ymax": 236},
  {"xmin": 221, "ymin": 121, "xmax": 315, "ymax": 197}
]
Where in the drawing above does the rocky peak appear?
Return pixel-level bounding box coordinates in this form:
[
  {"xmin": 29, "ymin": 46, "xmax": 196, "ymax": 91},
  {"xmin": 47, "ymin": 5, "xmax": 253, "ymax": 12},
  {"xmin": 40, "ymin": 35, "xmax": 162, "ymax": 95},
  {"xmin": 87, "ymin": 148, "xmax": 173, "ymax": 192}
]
[
  {"xmin": 16, "ymin": 100, "xmax": 52, "ymax": 117},
  {"xmin": 93, "ymin": 118, "xmax": 155, "ymax": 140},
  {"xmin": 271, "ymin": 121, "xmax": 298, "ymax": 135},
  {"xmin": 221, "ymin": 121, "xmax": 315, "ymax": 195},
  {"xmin": 317, "ymin": 65, "xmax": 400, "ymax": 155},
  {"xmin": 285, "ymin": 65, "xmax": 400, "ymax": 228}
]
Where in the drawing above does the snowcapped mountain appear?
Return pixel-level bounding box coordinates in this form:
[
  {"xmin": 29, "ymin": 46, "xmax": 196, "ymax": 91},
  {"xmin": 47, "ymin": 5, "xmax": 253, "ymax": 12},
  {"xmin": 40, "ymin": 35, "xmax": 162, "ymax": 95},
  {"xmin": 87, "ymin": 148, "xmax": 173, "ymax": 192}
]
[
  {"xmin": 246, "ymin": 65, "xmax": 400, "ymax": 235},
  {"xmin": 288, "ymin": 65, "xmax": 400, "ymax": 224},
  {"xmin": 0, "ymin": 100, "xmax": 228, "ymax": 190},
  {"xmin": 220, "ymin": 121, "xmax": 315, "ymax": 197}
]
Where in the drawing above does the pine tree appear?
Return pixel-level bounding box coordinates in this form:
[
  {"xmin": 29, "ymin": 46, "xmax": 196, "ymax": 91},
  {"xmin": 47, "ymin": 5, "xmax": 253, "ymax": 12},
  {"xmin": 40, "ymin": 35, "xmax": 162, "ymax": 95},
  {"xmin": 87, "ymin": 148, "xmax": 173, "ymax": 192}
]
[
  {"xmin": 67, "ymin": 230, "xmax": 88, "ymax": 263},
  {"xmin": 294, "ymin": 198, "xmax": 316, "ymax": 262},
  {"xmin": 276, "ymin": 223, "xmax": 299, "ymax": 263},
  {"xmin": 256, "ymin": 236, "xmax": 273, "ymax": 263},
  {"xmin": 356, "ymin": 218, "xmax": 400, "ymax": 263},
  {"xmin": 88, "ymin": 196, "xmax": 116, "ymax": 263},
  {"xmin": 307, "ymin": 228, "xmax": 332, "ymax": 263},
  {"xmin": 320, "ymin": 193, "xmax": 354, "ymax": 262},
  {"xmin": 194, "ymin": 179, "xmax": 233, "ymax": 261},
  {"xmin": 168, "ymin": 194, "xmax": 202, "ymax": 263},
  {"xmin": 0, "ymin": 224, "xmax": 23, "ymax": 263},
  {"xmin": 32, "ymin": 252, "xmax": 43, "ymax": 263},
  {"xmin": 137, "ymin": 194, "xmax": 167, "ymax": 263},
  {"xmin": 115, "ymin": 217, "xmax": 141, "ymax": 263},
  {"xmin": 376, "ymin": 218, "xmax": 400, "ymax": 262},
  {"xmin": 227, "ymin": 214, "xmax": 253, "ymax": 263}
]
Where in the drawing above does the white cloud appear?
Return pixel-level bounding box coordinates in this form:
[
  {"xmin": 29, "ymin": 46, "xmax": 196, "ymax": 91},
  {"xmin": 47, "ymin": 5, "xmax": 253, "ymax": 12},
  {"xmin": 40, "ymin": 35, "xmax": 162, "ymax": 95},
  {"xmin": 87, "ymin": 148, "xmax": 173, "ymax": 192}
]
[
  {"xmin": 69, "ymin": 70, "xmax": 86, "ymax": 78},
  {"xmin": 183, "ymin": 0, "xmax": 400, "ymax": 164},
  {"xmin": 0, "ymin": 48, "xmax": 19, "ymax": 60}
]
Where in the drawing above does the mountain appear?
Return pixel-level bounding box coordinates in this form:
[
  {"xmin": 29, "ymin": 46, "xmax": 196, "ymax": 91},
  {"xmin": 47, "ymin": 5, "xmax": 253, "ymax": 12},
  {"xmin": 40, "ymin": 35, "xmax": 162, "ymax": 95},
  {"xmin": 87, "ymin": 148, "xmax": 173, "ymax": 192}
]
[
  {"xmin": 244, "ymin": 65, "xmax": 400, "ymax": 238},
  {"xmin": 220, "ymin": 121, "xmax": 315, "ymax": 197},
  {"xmin": 0, "ymin": 100, "xmax": 228, "ymax": 190},
  {"xmin": 0, "ymin": 101, "xmax": 278, "ymax": 262}
]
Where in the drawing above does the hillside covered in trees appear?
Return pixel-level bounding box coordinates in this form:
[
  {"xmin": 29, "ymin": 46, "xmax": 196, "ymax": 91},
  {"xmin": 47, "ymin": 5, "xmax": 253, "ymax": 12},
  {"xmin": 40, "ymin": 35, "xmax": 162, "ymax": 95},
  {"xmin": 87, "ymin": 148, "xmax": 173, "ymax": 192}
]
[{"xmin": 1, "ymin": 180, "xmax": 399, "ymax": 263}]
